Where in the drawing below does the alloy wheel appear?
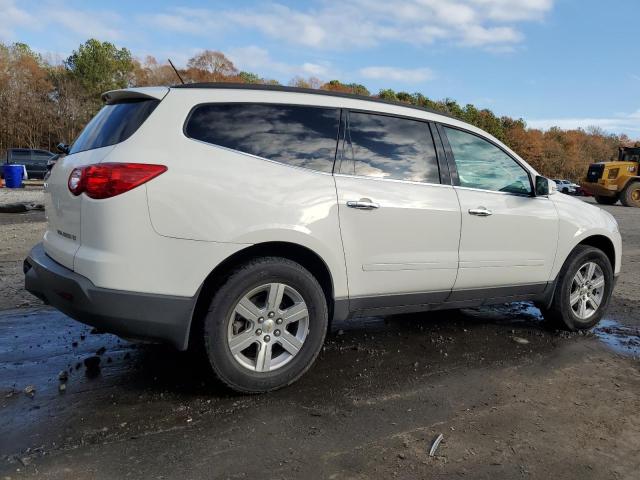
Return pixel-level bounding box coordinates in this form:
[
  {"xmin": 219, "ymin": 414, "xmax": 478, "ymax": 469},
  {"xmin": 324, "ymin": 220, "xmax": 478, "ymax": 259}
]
[
  {"xmin": 226, "ymin": 283, "xmax": 310, "ymax": 372},
  {"xmin": 569, "ymin": 262, "xmax": 605, "ymax": 320}
]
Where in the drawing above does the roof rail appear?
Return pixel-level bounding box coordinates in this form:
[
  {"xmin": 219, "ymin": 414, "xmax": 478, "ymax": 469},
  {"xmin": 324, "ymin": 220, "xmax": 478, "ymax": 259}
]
[{"xmin": 170, "ymin": 82, "xmax": 457, "ymax": 120}]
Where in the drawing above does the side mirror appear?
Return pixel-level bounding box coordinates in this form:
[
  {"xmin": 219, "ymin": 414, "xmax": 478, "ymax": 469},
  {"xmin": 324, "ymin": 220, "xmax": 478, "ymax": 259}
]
[
  {"xmin": 535, "ymin": 176, "xmax": 555, "ymax": 196},
  {"xmin": 56, "ymin": 142, "xmax": 70, "ymax": 154}
]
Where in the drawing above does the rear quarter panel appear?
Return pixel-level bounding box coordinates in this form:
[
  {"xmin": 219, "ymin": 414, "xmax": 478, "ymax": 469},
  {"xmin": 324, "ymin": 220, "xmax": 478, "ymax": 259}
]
[{"xmin": 75, "ymin": 185, "xmax": 245, "ymax": 297}]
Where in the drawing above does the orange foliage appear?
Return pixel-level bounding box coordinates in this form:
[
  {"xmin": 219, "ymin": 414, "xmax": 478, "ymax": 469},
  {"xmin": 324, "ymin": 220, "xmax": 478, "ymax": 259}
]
[{"xmin": 0, "ymin": 42, "xmax": 635, "ymax": 182}]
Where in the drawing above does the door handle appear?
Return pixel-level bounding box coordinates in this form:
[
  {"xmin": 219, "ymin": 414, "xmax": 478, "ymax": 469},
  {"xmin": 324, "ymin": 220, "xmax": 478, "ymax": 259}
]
[
  {"xmin": 468, "ymin": 207, "xmax": 493, "ymax": 217},
  {"xmin": 347, "ymin": 199, "xmax": 380, "ymax": 210}
]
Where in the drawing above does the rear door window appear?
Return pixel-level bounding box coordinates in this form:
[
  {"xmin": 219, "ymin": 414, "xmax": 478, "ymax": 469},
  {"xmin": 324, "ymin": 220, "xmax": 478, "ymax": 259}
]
[
  {"xmin": 340, "ymin": 111, "xmax": 440, "ymax": 184},
  {"xmin": 185, "ymin": 104, "xmax": 340, "ymax": 173},
  {"xmin": 69, "ymin": 99, "xmax": 159, "ymax": 154}
]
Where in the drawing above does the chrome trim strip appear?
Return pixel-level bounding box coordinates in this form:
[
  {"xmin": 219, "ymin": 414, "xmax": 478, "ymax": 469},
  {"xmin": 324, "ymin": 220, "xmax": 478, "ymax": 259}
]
[
  {"xmin": 363, "ymin": 262, "xmax": 458, "ymax": 272},
  {"xmin": 459, "ymin": 259, "xmax": 545, "ymax": 268},
  {"xmin": 454, "ymin": 185, "xmax": 549, "ymax": 198},
  {"xmin": 334, "ymin": 173, "xmax": 453, "ymax": 188}
]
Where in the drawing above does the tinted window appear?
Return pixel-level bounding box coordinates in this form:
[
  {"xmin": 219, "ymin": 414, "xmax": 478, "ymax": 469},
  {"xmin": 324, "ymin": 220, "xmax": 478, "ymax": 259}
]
[
  {"xmin": 10, "ymin": 150, "xmax": 30, "ymax": 160},
  {"xmin": 185, "ymin": 104, "xmax": 339, "ymax": 173},
  {"xmin": 445, "ymin": 127, "xmax": 531, "ymax": 195},
  {"xmin": 32, "ymin": 152, "xmax": 52, "ymax": 162},
  {"xmin": 70, "ymin": 99, "xmax": 159, "ymax": 154},
  {"xmin": 342, "ymin": 111, "xmax": 440, "ymax": 183}
]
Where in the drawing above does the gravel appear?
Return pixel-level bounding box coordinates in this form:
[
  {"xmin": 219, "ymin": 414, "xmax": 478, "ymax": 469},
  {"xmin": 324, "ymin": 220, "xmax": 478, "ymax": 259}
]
[{"xmin": 0, "ymin": 187, "xmax": 45, "ymax": 205}]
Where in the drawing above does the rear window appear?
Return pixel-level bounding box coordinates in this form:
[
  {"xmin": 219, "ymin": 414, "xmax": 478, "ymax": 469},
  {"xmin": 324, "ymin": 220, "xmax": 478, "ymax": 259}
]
[
  {"xmin": 185, "ymin": 103, "xmax": 340, "ymax": 173},
  {"xmin": 69, "ymin": 99, "xmax": 159, "ymax": 154}
]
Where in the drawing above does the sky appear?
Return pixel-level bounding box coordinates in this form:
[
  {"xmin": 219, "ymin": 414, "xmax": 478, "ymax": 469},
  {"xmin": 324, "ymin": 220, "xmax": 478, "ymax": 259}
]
[{"xmin": 1, "ymin": 0, "xmax": 639, "ymax": 138}]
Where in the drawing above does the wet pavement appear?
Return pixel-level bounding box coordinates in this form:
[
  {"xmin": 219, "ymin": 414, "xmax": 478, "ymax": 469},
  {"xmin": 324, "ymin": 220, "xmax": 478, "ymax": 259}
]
[{"xmin": 1, "ymin": 301, "xmax": 639, "ymax": 479}]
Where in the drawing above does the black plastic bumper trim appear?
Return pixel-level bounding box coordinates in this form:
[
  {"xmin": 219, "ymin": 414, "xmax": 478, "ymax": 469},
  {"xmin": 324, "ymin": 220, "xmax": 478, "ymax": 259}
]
[{"xmin": 24, "ymin": 243, "xmax": 195, "ymax": 350}]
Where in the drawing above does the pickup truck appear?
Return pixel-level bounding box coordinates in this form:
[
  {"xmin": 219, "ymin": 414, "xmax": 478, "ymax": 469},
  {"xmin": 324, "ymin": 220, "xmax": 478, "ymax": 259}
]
[{"xmin": 3, "ymin": 148, "xmax": 56, "ymax": 179}]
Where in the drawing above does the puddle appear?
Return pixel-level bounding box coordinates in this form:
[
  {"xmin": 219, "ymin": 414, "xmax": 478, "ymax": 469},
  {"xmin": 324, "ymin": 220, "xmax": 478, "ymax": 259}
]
[
  {"xmin": 466, "ymin": 301, "xmax": 544, "ymax": 324},
  {"xmin": 594, "ymin": 319, "xmax": 640, "ymax": 357}
]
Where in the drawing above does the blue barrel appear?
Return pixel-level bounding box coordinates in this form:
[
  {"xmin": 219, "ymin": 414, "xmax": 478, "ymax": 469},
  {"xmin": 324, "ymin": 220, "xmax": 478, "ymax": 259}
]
[{"xmin": 3, "ymin": 164, "xmax": 24, "ymax": 188}]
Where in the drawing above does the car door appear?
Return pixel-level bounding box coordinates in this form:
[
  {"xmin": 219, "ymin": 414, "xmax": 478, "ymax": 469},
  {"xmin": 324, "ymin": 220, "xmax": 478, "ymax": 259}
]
[
  {"xmin": 335, "ymin": 110, "xmax": 461, "ymax": 311},
  {"xmin": 439, "ymin": 125, "xmax": 558, "ymax": 299}
]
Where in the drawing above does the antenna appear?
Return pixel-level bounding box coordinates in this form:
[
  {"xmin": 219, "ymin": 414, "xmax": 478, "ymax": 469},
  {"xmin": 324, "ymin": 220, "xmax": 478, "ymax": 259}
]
[{"xmin": 168, "ymin": 59, "xmax": 185, "ymax": 85}]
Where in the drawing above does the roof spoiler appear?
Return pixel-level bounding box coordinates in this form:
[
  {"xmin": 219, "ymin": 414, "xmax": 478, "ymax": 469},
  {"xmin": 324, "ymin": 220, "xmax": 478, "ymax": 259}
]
[{"xmin": 101, "ymin": 87, "xmax": 170, "ymax": 105}]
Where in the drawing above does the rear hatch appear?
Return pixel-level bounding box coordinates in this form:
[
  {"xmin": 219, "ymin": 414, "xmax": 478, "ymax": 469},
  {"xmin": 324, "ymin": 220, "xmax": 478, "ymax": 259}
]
[{"xmin": 43, "ymin": 87, "xmax": 168, "ymax": 270}]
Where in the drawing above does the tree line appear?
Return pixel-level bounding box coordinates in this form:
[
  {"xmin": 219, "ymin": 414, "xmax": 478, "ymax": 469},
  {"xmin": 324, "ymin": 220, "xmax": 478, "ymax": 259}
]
[{"xmin": 1, "ymin": 39, "xmax": 637, "ymax": 181}]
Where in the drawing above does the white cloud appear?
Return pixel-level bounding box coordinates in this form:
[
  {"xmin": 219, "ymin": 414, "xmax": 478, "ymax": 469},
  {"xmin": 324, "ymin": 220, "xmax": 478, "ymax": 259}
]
[
  {"xmin": 528, "ymin": 109, "xmax": 640, "ymax": 136},
  {"xmin": 301, "ymin": 62, "xmax": 329, "ymax": 77},
  {"xmin": 226, "ymin": 5, "xmax": 330, "ymax": 48},
  {"xmin": 0, "ymin": 2, "xmax": 126, "ymax": 46},
  {"xmin": 143, "ymin": 8, "xmax": 222, "ymax": 35},
  {"xmin": 360, "ymin": 66, "xmax": 435, "ymax": 83},
  {"xmin": 470, "ymin": 0, "xmax": 553, "ymax": 21},
  {"xmin": 45, "ymin": 7, "xmax": 124, "ymax": 42},
  {"xmin": 0, "ymin": 0, "xmax": 33, "ymax": 41},
  {"xmin": 227, "ymin": 45, "xmax": 334, "ymax": 79},
  {"xmin": 140, "ymin": 0, "xmax": 554, "ymax": 50}
]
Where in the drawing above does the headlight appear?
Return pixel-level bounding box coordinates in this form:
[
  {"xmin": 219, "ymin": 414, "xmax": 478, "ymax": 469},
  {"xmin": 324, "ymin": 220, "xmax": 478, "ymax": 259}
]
[{"xmin": 608, "ymin": 168, "xmax": 619, "ymax": 179}]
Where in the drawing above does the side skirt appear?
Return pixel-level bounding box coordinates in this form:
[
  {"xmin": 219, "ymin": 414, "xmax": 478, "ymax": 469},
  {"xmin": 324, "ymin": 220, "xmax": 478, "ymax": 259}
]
[{"xmin": 333, "ymin": 283, "xmax": 553, "ymax": 320}]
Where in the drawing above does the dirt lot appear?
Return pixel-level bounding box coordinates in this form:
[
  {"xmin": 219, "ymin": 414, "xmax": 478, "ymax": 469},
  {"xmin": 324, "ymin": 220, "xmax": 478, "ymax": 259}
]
[{"xmin": 1, "ymin": 189, "xmax": 639, "ymax": 480}]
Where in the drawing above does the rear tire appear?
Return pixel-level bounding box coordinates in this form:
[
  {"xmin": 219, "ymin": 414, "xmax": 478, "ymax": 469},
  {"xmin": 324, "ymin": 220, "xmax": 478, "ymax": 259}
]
[
  {"xmin": 543, "ymin": 246, "xmax": 613, "ymax": 331},
  {"xmin": 595, "ymin": 195, "xmax": 618, "ymax": 205},
  {"xmin": 620, "ymin": 181, "xmax": 640, "ymax": 207},
  {"xmin": 203, "ymin": 257, "xmax": 328, "ymax": 393}
]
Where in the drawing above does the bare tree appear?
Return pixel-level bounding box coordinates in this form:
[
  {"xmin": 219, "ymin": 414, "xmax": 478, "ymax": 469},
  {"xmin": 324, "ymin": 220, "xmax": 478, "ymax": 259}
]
[{"xmin": 186, "ymin": 50, "xmax": 237, "ymax": 80}]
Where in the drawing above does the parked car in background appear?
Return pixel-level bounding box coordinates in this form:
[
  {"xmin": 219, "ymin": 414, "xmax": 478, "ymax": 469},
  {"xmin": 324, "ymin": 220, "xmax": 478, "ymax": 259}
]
[
  {"xmin": 574, "ymin": 184, "xmax": 592, "ymax": 197},
  {"xmin": 567, "ymin": 180, "xmax": 582, "ymax": 193},
  {"xmin": 25, "ymin": 84, "xmax": 621, "ymax": 393},
  {"xmin": 3, "ymin": 148, "xmax": 56, "ymax": 179},
  {"xmin": 553, "ymin": 179, "xmax": 577, "ymax": 194}
]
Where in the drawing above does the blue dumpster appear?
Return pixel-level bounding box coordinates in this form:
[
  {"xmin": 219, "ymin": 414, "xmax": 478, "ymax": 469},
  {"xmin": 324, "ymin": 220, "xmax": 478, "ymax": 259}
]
[{"xmin": 3, "ymin": 164, "xmax": 24, "ymax": 188}]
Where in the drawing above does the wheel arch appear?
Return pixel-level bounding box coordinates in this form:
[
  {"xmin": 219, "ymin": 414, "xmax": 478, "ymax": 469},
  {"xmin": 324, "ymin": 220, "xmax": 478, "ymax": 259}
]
[
  {"xmin": 540, "ymin": 233, "xmax": 617, "ymax": 310},
  {"xmin": 577, "ymin": 234, "xmax": 616, "ymax": 270},
  {"xmin": 620, "ymin": 175, "xmax": 640, "ymax": 190},
  {"xmin": 187, "ymin": 241, "xmax": 337, "ymax": 350}
]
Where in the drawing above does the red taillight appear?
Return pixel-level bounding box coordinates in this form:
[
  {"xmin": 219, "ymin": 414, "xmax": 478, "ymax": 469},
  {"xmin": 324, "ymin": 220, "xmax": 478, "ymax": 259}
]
[{"xmin": 68, "ymin": 163, "xmax": 167, "ymax": 199}]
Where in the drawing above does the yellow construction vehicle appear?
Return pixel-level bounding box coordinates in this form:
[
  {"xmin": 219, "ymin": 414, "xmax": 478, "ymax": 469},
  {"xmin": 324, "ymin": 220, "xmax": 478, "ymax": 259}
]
[{"xmin": 583, "ymin": 147, "xmax": 640, "ymax": 207}]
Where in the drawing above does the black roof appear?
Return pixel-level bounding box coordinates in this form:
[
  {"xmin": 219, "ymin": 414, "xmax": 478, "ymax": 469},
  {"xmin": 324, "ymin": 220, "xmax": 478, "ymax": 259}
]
[
  {"xmin": 171, "ymin": 82, "xmax": 456, "ymax": 120},
  {"xmin": 621, "ymin": 146, "xmax": 640, "ymax": 153}
]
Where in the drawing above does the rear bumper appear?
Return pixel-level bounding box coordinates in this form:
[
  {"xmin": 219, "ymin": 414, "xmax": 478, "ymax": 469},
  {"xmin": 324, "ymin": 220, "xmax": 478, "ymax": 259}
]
[{"xmin": 24, "ymin": 243, "xmax": 195, "ymax": 350}]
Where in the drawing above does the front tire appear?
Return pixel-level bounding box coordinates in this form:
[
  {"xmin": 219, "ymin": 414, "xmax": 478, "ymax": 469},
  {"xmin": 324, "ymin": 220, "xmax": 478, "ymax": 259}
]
[
  {"xmin": 543, "ymin": 246, "xmax": 613, "ymax": 330},
  {"xmin": 203, "ymin": 257, "xmax": 328, "ymax": 393},
  {"xmin": 620, "ymin": 181, "xmax": 640, "ymax": 207},
  {"xmin": 595, "ymin": 195, "xmax": 618, "ymax": 205}
]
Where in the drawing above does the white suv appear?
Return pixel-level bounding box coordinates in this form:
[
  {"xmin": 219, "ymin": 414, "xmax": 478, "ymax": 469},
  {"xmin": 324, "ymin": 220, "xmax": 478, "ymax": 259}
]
[{"xmin": 25, "ymin": 84, "xmax": 621, "ymax": 392}]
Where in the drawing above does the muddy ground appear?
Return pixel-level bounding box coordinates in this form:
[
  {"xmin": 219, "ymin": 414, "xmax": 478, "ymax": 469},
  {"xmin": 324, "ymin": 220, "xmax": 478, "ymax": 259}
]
[{"xmin": 1, "ymin": 190, "xmax": 639, "ymax": 480}]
